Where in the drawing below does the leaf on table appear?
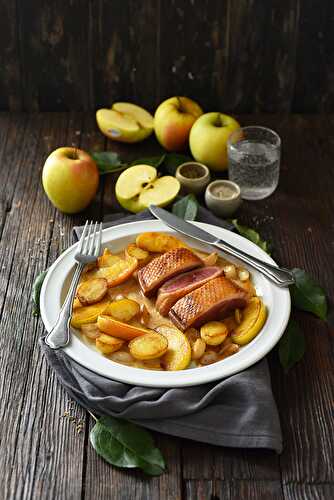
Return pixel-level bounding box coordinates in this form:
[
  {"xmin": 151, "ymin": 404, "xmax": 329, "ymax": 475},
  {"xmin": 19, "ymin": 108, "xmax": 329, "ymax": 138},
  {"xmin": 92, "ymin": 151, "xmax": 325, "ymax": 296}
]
[
  {"xmin": 32, "ymin": 269, "xmax": 48, "ymax": 316},
  {"xmin": 172, "ymin": 194, "xmax": 199, "ymax": 221},
  {"xmin": 89, "ymin": 416, "xmax": 166, "ymax": 476},
  {"xmin": 232, "ymin": 219, "xmax": 271, "ymax": 254},
  {"xmin": 130, "ymin": 154, "xmax": 166, "ymax": 168},
  {"xmin": 290, "ymin": 268, "xmax": 327, "ymax": 320},
  {"xmin": 162, "ymin": 153, "xmax": 192, "ymax": 175},
  {"xmin": 91, "ymin": 151, "xmax": 128, "ymax": 175},
  {"xmin": 279, "ymin": 318, "xmax": 306, "ymax": 372}
]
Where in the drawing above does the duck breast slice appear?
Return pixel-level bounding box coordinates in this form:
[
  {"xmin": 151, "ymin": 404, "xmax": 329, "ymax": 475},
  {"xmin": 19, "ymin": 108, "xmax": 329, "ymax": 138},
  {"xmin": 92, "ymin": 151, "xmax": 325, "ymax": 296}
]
[
  {"xmin": 138, "ymin": 247, "xmax": 203, "ymax": 297},
  {"xmin": 156, "ymin": 266, "xmax": 223, "ymax": 316},
  {"xmin": 169, "ymin": 276, "xmax": 248, "ymax": 331}
]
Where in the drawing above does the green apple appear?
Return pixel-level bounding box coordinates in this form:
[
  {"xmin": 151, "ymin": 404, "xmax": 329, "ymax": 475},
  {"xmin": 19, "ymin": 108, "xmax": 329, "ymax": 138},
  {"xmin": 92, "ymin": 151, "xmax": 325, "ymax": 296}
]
[
  {"xmin": 116, "ymin": 164, "xmax": 180, "ymax": 213},
  {"xmin": 42, "ymin": 147, "xmax": 99, "ymax": 213},
  {"xmin": 154, "ymin": 96, "xmax": 203, "ymax": 152},
  {"xmin": 189, "ymin": 112, "xmax": 240, "ymax": 171},
  {"xmin": 96, "ymin": 102, "xmax": 154, "ymax": 143}
]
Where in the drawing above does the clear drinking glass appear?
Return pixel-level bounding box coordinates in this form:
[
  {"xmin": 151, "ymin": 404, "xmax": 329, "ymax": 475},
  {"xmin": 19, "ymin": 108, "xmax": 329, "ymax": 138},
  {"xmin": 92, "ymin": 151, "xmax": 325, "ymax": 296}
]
[{"xmin": 227, "ymin": 126, "xmax": 281, "ymax": 200}]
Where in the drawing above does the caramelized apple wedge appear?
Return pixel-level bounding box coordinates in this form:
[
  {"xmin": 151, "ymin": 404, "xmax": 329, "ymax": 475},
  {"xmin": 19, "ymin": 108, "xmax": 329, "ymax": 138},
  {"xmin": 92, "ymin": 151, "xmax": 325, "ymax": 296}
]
[
  {"xmin": 71, "ymin": 299, "xmax": 110, "ymax": 328},
  {"xmin": 96, "ymin": 334, "xmax": 124, "ymax": 354},
  {"xmin": 98, "ymin": 248, "xmax": 122, "ymax": 268},
  {"xmin": 104, "ymin": 298, "xmax": 140, "ymax": 322},
  {"xmin": 81, "ymin": 323, "xmax": 101, "ymax": 340},
  {"xmin": 77, "ymin": 278, "xmax": 108, "ymax": 305},
  {"xmin": 136, "ymin": 232, "xmax": 187, "ymax": 253},
  {"xmin": 156, "ymin": 325, "xmax": 191, "ymax": 371},
  {"xmin": 231, "ymin": 297, "xmax": 267, "ymax": 345},
  {"xmin": 125, "ymin": 243, "xmax": 150, "ymax": 266},
  {"xmin": 84, "ymin": 256, "xmax": 138, "ymax": 287},
  {"xmin": 97, "ymin": 315, "xmax": 151, "ymax": 340},
  {"xmin": 129, "ymin": 332, "xmax": 168, "ymax": 360}
]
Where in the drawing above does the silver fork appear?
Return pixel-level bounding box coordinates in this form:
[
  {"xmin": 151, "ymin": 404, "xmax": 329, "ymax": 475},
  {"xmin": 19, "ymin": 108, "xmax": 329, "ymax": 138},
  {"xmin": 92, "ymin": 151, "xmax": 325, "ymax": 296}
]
[{"xmin": 45, "ymin": 220, "xmax": 103, "ymax": 349}]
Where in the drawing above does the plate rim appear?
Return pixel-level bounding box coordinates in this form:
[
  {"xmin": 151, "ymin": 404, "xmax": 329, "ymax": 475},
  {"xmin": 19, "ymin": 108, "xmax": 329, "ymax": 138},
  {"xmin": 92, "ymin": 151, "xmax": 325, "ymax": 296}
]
[{"xmin": 40, "ymin": 219, "xmax": 291, "ymax": 387}]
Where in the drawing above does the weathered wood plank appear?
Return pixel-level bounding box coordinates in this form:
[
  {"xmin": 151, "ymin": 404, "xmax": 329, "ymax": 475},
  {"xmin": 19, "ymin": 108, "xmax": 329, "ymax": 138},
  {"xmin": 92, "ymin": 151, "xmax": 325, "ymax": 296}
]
[
  {"xmin": 283, "ymin": 482, "xmax": 334, "ymax": 500},
  {"xmin": 159, "ymin": 0, "xmax": 227, "ymax": 110},
  {"xmin": 293, "ymin": 0, "xmax": 334, "ymax": 112},
  {"xmin": 0, "ymin": 2, "xmax": 21, "ymax": 109},
  {"xmin": 256, "ymin": 1, "xmax": 300, "ymax": 112},
  {"xmin": 17, "ymin": 1, "xmax": 91, "ymax": 111}
]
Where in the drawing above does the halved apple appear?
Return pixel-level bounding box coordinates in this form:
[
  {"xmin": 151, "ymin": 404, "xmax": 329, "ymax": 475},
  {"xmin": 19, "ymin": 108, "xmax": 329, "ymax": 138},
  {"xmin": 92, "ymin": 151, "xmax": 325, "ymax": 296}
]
[
  {"xmin": 115, "ymin": 164, "xmax": 180, "ymax": 213},
  {"xmin": 96, "ymin": 102, "xmax": 154, "ymax": 143}
]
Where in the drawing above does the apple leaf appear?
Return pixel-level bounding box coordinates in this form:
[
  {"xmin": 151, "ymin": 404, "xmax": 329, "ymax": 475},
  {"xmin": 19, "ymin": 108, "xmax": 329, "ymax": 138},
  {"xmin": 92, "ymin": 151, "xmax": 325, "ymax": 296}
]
[
  {"xmin": 290, "ymin": 268, "xmax": 327, "ymax": 320},
  {"xmin": 91, "ymin": 151, "xmax": 128, "ymax": 175},
  {"xmin": 130, "ymin": 154, "xmax": 166, "ymax": 169},
  {"xmin": 172, "ymin": 194, "xmax": 199, "ymax": 221},
  {"xmin": 162, "ymin": 153, "xmax": 193, "ymax": 175},
  {"xmin": 90, "ymin": 416, "xmax": 166, "ymax": 476},
  {"xmin": 279, "ymin": 318, "xmax": 306, "ymax": 372},
  {"xmin": 232, "ymin": 219, "xmax": 271, "ymax": 255},
  {"xmin": 32, "ymin": 269, "xmax": 48, "ymax": 317}
]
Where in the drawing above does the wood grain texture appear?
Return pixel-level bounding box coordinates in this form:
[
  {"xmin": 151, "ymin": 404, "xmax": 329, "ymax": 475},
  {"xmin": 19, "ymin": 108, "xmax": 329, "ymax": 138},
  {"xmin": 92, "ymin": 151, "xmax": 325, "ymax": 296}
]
[
  {"xmin": 1, "ymin": 1, "xmax": 333, "ymax": 112},
  {"xmin": 0, "ymin": 113, "xmax": 333, "ymax": 500}
]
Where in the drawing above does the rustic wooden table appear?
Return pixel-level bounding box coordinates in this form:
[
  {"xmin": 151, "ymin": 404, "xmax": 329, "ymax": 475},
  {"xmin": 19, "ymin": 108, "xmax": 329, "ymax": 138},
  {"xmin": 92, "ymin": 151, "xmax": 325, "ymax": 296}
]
[{"xmin": 1, "ymin": 113, "xmax": 333, "ymax": 500}]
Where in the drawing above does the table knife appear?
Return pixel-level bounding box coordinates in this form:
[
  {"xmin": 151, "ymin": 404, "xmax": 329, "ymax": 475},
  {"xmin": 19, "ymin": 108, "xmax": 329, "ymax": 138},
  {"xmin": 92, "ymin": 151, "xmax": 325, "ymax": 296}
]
[{"xmin": 149, "ymin": 205, "xmax": 295, "ymax": 287}]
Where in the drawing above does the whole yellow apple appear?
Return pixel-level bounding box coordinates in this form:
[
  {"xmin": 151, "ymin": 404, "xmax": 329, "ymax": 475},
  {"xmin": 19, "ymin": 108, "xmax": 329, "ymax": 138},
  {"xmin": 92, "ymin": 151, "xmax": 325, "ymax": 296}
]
[
  {"xmin": 42, "ymin": 147, "xmax": 99, "ymax": 213},
  {"xmin": 189, "ymin": 113, "xmax": 240, "ymax": 171},
  {"xmin": 154, "ymin": 96, "xmax": 203, "ymax": 152}
]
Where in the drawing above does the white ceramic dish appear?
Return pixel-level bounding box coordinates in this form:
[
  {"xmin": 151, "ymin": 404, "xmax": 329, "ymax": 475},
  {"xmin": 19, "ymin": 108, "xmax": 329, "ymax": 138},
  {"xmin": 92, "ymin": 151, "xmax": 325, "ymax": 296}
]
[{"xmin": 40, "ymin": 220, "xmax": 290, "ymax": 388}]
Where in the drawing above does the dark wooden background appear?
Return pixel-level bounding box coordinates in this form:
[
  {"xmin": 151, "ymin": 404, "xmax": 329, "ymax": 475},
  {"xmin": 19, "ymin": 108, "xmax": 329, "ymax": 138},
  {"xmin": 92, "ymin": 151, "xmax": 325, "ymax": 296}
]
[{"xmin": 1, "ymin": 0, "xmax": 333, "ymax": 113}]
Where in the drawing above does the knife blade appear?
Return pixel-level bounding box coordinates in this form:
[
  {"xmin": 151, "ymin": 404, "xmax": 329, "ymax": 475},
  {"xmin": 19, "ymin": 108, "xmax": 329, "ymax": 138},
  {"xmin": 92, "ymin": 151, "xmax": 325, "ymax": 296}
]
[
  {"xmin": 149, "ymin": 204, "xmax": 295, "ymax": 287},
  {"xmin": 149, "ymin": 205, "xmax": 219, "ymax": 245}
]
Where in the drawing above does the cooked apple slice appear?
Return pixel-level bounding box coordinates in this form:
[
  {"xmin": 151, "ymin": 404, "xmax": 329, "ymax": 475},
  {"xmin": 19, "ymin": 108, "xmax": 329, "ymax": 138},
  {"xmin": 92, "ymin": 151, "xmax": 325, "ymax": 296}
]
[
  {"xmin": 125, "ymin": 243, "xmax": 150, "ymax": 266},
  {"xmin": 129, "ymin": 332, "xmax": 168, "ymax": 360},
  {"xmin": 231, "ymin": 297, "xmax": 267, "ymax": 345},
  {"xmin": 96, "ymin": 334, "xmax": 124, "ymax": 355},
  {"xmin": 97, "ymin": 315, "xmax": 151, "ymax": 340},
  {"xmin": 115, "ymin": 165, "xmax": 180, "ymax": 213},
  {"xmin": 156, "ymin": 325, "xmax": 191, "ymax": 371},
  {"xmin": 84, "ymin": 256, "xmax": 138, "ymax": 287},
  {"xmin": 81, "ymin": 323, "xmax": 101, "ymax": 340},
  {"xmin": 76, "ymin": 278, "xmax": 108, "ymax": 305},
  {"xmin": 96, "ymin": 102, "xmax": 154, "ymax": 143},
  {"xmin": 136, "ymin": 232, "xmax": 186, "ymax": 253},
  {"xmin": 71, "ymin": 299, "xmax": 110, "ymax": 328},
  {"xmin": 97, "ymin": 248, "xmax": 122, "ymax": 268},
  {"xmin": 104, "ymin": 298, "xmax": 140, "ymax": 322}
]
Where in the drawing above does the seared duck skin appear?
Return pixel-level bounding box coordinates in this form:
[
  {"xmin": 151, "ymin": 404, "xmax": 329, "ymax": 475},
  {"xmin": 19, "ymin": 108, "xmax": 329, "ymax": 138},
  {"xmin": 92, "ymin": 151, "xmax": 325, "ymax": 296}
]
[
  {"xmin": 138, "ymin": 247, "xmax": 203, "ymax": 297},
  {"xmin": 169, "ymin": 276, "xmax": 248, "ymax": 331},
  {"xmin": 156, "ymin": 266, "xmax": 223, "ymax": 316}
]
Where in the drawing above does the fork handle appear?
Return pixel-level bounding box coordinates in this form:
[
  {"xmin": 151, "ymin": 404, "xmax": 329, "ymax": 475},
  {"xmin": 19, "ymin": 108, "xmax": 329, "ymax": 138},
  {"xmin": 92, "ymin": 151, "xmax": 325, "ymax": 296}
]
[
  {"xmin": 215, "ymin": 240, "xmax": 295, "ymax": 287},
  {"xmin": 45, "ymin": 263, "xmax": 84, "ymax": 349}
]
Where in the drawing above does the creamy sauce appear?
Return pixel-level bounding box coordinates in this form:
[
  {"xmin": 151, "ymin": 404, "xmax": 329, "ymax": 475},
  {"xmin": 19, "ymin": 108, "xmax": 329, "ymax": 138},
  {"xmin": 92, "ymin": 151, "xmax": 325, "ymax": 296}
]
[{"xmin": 211, "ymin": 184, "xmax": 237, "ymax": 199}]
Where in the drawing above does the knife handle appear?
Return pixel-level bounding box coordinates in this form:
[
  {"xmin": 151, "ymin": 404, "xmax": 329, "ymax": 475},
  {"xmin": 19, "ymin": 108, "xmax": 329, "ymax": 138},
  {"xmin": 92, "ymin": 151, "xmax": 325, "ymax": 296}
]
[{"xmin": 215, "ymin": 240, "xmax": 295, "ymax": 287}]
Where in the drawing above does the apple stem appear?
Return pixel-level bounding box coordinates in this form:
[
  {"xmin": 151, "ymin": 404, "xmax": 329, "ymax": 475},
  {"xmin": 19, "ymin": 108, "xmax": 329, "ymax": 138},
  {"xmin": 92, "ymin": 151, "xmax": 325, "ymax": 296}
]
[{"xmin": 177, "ymin": 96, "xmax": 184, "ymax": 113}]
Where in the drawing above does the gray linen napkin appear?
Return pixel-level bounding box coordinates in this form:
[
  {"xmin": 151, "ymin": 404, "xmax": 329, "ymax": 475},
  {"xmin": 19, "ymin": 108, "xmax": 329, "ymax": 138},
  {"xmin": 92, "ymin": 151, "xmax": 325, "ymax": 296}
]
[{"xmin": 40, "ymin": 206, "xmax": 283, "ymax": 453}]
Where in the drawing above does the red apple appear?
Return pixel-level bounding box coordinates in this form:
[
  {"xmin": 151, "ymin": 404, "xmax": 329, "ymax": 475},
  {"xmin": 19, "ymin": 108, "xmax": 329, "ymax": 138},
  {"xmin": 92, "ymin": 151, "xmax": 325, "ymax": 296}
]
[
  {"xmin": 154, "ymin": 96, "xmax": 203, "ymax": 152},
  {"xmin": 42, "ymin": 147, "xmax": 99, "ymax": 213}
]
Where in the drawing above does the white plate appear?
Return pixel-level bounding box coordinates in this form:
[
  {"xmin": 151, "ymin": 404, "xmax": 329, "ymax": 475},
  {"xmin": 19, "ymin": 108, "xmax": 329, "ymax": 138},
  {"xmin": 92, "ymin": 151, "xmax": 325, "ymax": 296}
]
[{"xmin": 40, "ymin": 220, "xmax": 290, "ymax": 387}]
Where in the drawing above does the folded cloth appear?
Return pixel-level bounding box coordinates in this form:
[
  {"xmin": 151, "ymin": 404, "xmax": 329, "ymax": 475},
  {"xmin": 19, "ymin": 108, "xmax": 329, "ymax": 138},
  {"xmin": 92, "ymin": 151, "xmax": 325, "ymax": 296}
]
[{"xmin": 40, "ymin": 206, "xmax": 283, "ymax": 453}]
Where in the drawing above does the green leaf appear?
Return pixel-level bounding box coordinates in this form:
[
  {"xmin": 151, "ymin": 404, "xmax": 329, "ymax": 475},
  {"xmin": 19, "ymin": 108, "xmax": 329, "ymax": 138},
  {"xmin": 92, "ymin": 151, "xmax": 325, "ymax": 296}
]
[
  {"xmin": 90, "ymin": 416, "xmax": 166, "ymax": 476},
  {"xmin": 32, "ymin": 269, "xmax": 48, "ymax": 316},
  {"xmin": 290, "ymin": 268, "xmax": 327, "ymax": 320},
  {"xmin": 172, "ymin": 194, "xmax": 199, "ymax": 221},
  {"xmin": 279, "ymin": 318, "xmax": 306, "ymax": 372},
  {"xmin": 162, "ymin": 153, "xmax": 192, "ymax": 175},
  {"xmin": 232, "ymin": 219, "xmax": 271, "ymax": 254},
  {"xmin": 130, "ymin": 154, "xmax": 166, "ymax": 168},
  {"xmin": 91, "ymin": 151, "xmax": 127, "ymax": 175}
]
